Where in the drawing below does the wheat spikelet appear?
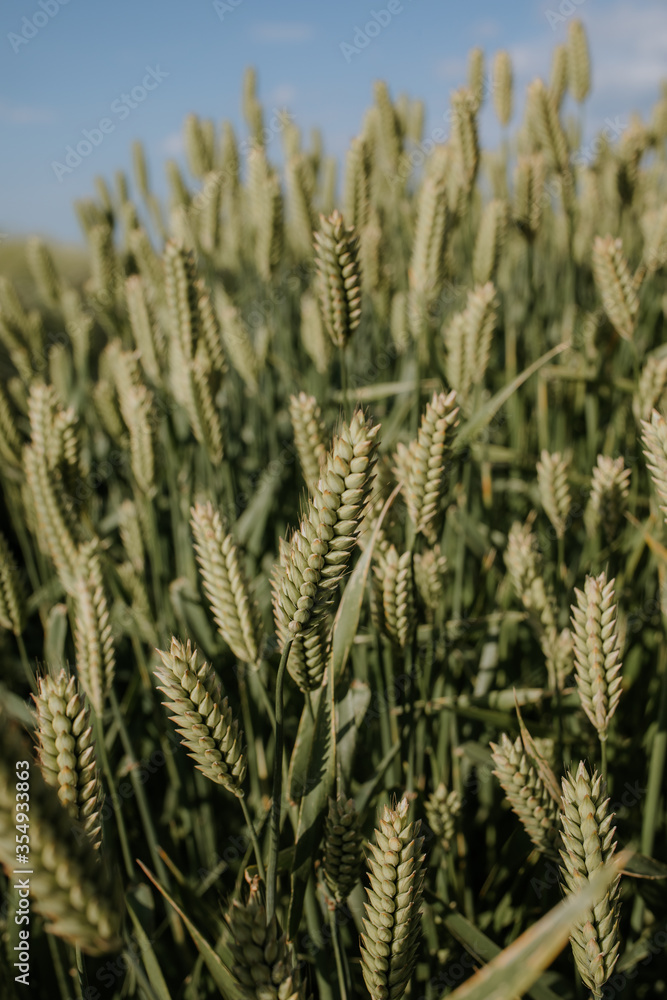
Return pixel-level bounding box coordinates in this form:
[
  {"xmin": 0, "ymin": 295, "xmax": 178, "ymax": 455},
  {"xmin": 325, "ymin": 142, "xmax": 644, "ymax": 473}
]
[
  {"xmin": 286, "ymin": 153, "xmax": 317, "ymax": 259},
  {"xmin": 272, "ymin": 409, "xmax": 379, "ymax": 645},
  {"xmin": 344, "ymin": 136, "xmax": 371, "ymax": 229},
  {"xmin": 408, "ymin": 174, "xmax": 448, "ymax": 343},
  {"xmin": 196, "ymin": 281, "xmax": 226, "ymax": 376},
  {"xmin": 505, "ymin": 519, "xmax": 558, "ymax": 637},
  {"xmin": 0, "ymin": 532, "xmax": 26, "ymax": 637},
  {"xmin": 549, "ymin": 43, "xmax": 568, "ymax": 109},
  {"xmin": 155, "ymin": 636, "xmax": 247, "ymax": 795},
  {"xmin": 567, "ymin": 19, "xmax": 591, "ymax": 104},
  {"xmin": 191, "ymin": 502, "xmax": 264, "ymax": 665},
  {"xmin": 128, "ymin": 227, "xmax": 164, "ymax": 303},
  {"xmin": 297, "ymin": 289, "xmax": 330, "ymax": 375},
  {"xmin": 536, "ymin": 450, "xmax": 572, "ymax": 539},
  {"xmin": 108, "ymin": 343, "xmax": 157, "ymax": 496},
  {"xmin": 227, "ymin": 873, "xmax": 306, "ymax": 1000},
  {"xmin": 184, "ymin": 113, "xmax": 212, "ymax": 179},
  {"xmin": 373, "ymin": 545, "xmax": 415, "ymax": 650},
  {"xmin": 413, "ymin": 545, "xmax": 448, "ymax": 614},
  {"xmin": 164, "ymin": 239, "xmax": 200, "ymax": 367},
  {"xmin": 24, "ymin": 383, "xmax": 79, "ymax": 588},
  {"xmin": 585, "ymin": 456, "xmax": 631, "ymax": 540},
  {"xmin": 26, "ymin": 237, "xmax": 62, "ymax": 308},
  {"xmin": 132, "ymin": 138, "xmax": 150, "ymax": 200},
  {"xmin": 634, "ymin": 356, "xmax": 667, "ymax": 423},
  {"xmin": 559, "ymin": 762, "xmax": 621, "ymax": 997},
  {"xmin": 424, "ymin": 783, "xmax": 461, "ymax": 851},
  {"xmin": 289, "ymin": 392, "xmax": 328, "ymax": 493},
  {"xmin": 473, "ymin": 199, "xmax": 507, "ymax": 286},
  {"xmin": 215, "ymin": 286, "xmax": 260, "ymax": 394},
  {"xmin": 513, "ymin": 153, "xmax": 546, "ymax": 240},
  {"xmin": 527, "ymin": 79, "xmax": 570, "ymax": 178},
  {"xmin": 0, "ymin": 713, "xmax": 121, "ymax": 954},
  {"xmin": 34, "ymin": 670, "xmax": 104, "ymax": 851},
  {"xmin": 443, "ymin": 283, "xmax": 498, "ymax": 411},
  {"xmin": 0, "ymin": 381, "xmax": 21, "ymax": 467},
  {"xmin": 492, "ymin": 50, "xmax": 513, "ymax": 125},
  {"xmin": 283, "ymin": 619, "xmax": 330, "ymax": 692},
  {"xmin": 324, "ymin": 796, "xmax": 363, "ymax": 903},
  {"xmin": 643, "ymin": 204, "xmax": 667, "ymax": 274},
  {"xmin": 374, "ymin": 80, "xmax": 402, "ymax": 169},
  {"xmin": 190, "ymin": 341, "xmax": 224, "ymax": 464},
  {"xmin": 592, "ymin": 235, "xmax": 638, "ymax": 342},
  {"xmin": 490, "ymin": 733, "xmax": 559, "ymax": 851},
  {"xmin": 571, "ymin": 573, "xmax": 623, "ymax": 742},
  {"xmin": 195, "ymin": 170, "xmax": 223, "ymax": 255},
  {"xmin": 125, "ymin": 275, "xmax": 161, "ymax": 381},
  {"xmin": 255, "ymin": 169, "xmax": 284, "ymax": 281},
  {"xmin": 118, "ymin": 499, "xmax": 145, "ymax": 575},
  {"xmin": 641, "ymin": 408, "xmax": 667, "ymax": 519},
  {"xmin": 87, "ymin": 223, "xmax": 118, "ymax": 305},
  {"xmin": 451, "ymin": 87, "xmax": 480, "ymax": 195},
  {"xmin": 360, "ymin": 795, "xmax": 425, "ymax": 1000},
  {"xmin": 314, "ymin": 210, "xmax": 362, "ymax": 349},
  {"xmin": 72, "ymin": 542, "xmax": 115, "ymax": 717},
  {"xmin": 388, "ymin": 290, "xmax": 409, "ymax": 354},
  {"xmin": 399, "ymin": 391, "xmax": 459, "ymax": 538},
  {"xmin": 467, "ymin": 47, "xmax": 485, "ymax": 108}
]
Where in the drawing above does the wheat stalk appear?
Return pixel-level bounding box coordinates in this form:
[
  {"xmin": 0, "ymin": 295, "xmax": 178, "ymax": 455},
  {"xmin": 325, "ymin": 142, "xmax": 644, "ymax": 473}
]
[
  {"xmin": 373, "ymin": 545, "xmax": 416, "ymax": 649},
  {"xmin": 473, "ymin": 200, "xmax": 507, "ymax": 285},
  {"xmin": 154, "ymin": 636, "xmax": 247, "ymax": 795},
  {"xmin": 361, "ymin": 795, "xmax": 425, "ymax": 1000}
]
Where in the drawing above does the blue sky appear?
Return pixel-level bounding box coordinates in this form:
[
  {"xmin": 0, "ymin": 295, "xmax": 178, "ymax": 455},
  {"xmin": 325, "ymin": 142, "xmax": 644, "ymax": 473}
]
[{"xmin": 1, "ymin": 0, "xmax": 665, "ymax": 244}]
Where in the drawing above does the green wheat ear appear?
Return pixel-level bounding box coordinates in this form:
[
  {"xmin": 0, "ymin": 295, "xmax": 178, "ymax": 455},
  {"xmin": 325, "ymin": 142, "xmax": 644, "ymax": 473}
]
[
  {"xmin": 226, "ymin": 874, "xmax": 306, "ymax": 1000},
  {"xmin": 490, "ymin": 733, "xmax": 560, "ymax": 852},
  {"xmin": 314, "ymin": 209, "xmax": 362, "ymax": 349},
  {"xmin": 34, "ymin": 670, "xmax": 104, "ymax": 851},
  {"xmin": 570, "ymin": 572, "xmax": 622, "ymax": 743},
  {"xmin": 323, "ymin": 795, "xmax": 364, "ymax": 904},
  {"xmin": 0, "ymin": 712, "xmax": 122, "ymax": 955},
  {"xmin": 154, "ymin": 636, "xmax": 247, "ymax": 796},
  {"xmin": 559, "ymin": 762, "xmax": 621, "ymax": 998},
  {"xmin": 361, "ymin": 795, "xmax": 426, "ymax": 1000}
]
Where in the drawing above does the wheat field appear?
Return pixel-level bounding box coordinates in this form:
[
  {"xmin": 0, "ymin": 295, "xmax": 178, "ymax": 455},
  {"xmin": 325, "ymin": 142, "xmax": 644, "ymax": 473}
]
[{"xmin": 1, "ymin": 22, "xmax": 667, "ymax": 1000}]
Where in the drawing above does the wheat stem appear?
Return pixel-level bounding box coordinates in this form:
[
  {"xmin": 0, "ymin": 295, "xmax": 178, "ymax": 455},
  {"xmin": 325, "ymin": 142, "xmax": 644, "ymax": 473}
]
[
  {"xmin": 266, "ymin": 637, "xmax": 292, "ymax": 924},
  {"xmin": 240, "ymin": 795, "xmax": 265, "ymax": 883}
]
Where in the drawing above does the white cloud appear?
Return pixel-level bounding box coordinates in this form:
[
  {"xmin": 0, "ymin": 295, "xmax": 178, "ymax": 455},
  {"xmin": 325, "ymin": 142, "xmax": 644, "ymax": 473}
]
[
  {"xmin": 252, "ymin": 21, "xmax": 315, "ymax": 43},
  {"xmin": 160, "ymin": 130, "xmax": 184, "ymax": 156},
  {"xmin": 0, "ymin": 100, "xmax": 55, "ymax": 125},
  {"xmin": 267, "ymin": 83, "xmax": 297, "ymax": 107}
]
